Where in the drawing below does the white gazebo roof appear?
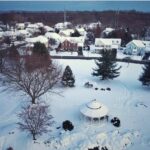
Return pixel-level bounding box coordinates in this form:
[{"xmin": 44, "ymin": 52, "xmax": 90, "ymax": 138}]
[{"xmin": 80, "ymin": 99, "xmax": 108, "ymax": 118}]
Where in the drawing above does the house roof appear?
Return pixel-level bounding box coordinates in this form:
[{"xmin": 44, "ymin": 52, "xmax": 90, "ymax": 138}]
[
  {"xmin": 61, "ymin": 36, "xmax": 85, "ymax": 44},
  {"xmin": 80, "ymin": 99, "xmax": 108, "ymax": 118},
  {"xmin": 95, "ymin": 38, "xmax": 121, "ymax": 46},
  {"xmin": 45, "ymin": 32, "xmax": 61, "ymax": 41},
  {"xmin": 129, "ymin": 40, "xmax": 145, "ymax": 48},
  {"xmin": 55, "ymin": 22, "xmax": 72, "ymax": 29},
  {"xmin": 76, "ymin": 27, "xmax": 86, "ymax": 36},
  {"xmin": 103, "ymin": 28, "xmax": 114, "ymax": 35},
  {"xmin": 143, "ymin": 41, "xmax": 150, "ymax": 47},
  {"xmin": 26, "ymin": 35, "xmax": 48, "ymax": 44},
  {"xmin": 27, "ymin": 24, "xmax": 39, "ymax": 29},
  {"xmin": 44, "ymin": 26, "xmax": 54, "ymax": 32},
  {"xmin": 59, "ymin": 29, "xmax": 74, "ymax": 37}
]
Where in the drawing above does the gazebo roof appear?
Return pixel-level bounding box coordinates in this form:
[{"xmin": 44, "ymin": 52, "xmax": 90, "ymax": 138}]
[{"xmin": 80, "ymin": 99, "xmax": 108, "ymax": 118}]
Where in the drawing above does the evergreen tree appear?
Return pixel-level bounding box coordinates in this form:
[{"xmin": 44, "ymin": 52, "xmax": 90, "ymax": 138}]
[
  {"xmin": 33, "ymin": 42, "xmax": 48, "ymax": 55},
  {"xmin": 139, "ymin": 63, "xmax": 150, "ymax": 86},
  {"xmin": 62, "ymin": 66, "xmax": 75, "ymax": 87},
  {"xmin": 92, "ymin": 50, "xmax": 121, "ymax": 80}
]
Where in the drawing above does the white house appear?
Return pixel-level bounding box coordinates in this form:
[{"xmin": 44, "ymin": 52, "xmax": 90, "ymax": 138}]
[
  {"xmin": 55, "ymin": 22, "xmax": 72, "ymax": 30},
  {"xmin": 125, "ymin": 40, "xmax": 146, "ymax": 55},
  {"xmin": 16, "ymin": 23, "xmax": 25, "ymax": 30},
  {"xmin": 95, "ymin": 38, "xmax": 121, "ymax": 53}
]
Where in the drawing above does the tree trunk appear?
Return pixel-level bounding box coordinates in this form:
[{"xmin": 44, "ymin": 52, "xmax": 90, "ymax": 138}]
[
  {"xmin": 31, "ymin": 98, "xmax": 36, "ymax": 104},
  {"xmin": 32, "ymin": 133, "xmax": 36, "ymax": 141}
]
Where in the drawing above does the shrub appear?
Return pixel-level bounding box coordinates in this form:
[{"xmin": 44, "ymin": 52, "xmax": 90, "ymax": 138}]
[
  {"xmin": 7, "ymin": 147, "xmax": 13, "ymax": 150},
  {"xmin": 62, "ymin": 120, "xmax": 74, "ymax": 131},
  {"xmin": 88, "ymin": 146, "xmax": 99, "ymax": 150},
  {"xmin": 111, "ymin": 117, "xmax": 121, "ymax": 127}
]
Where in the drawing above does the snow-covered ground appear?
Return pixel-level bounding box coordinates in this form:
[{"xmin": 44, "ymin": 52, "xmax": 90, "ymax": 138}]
[{"xmin": 0, "ymin": 59, "xmax": 150, "ymax": 150}]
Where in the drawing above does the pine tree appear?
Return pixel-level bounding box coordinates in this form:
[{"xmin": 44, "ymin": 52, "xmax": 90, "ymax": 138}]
[
  {"xmin": 93, "ymin": 50, "xmax": 121, "ymax": 80},
  {"xmin": 139, "ymin": 63, "xmax": 150, "ymax": 86},
  {"xmin": 62, "ymin": 66, "xmax": 75, "ymax": 87}
]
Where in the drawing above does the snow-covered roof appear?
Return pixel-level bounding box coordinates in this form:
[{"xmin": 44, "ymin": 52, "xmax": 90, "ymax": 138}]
[
  {"xmin": 95, "ymin": 38, "xmax": 121, "ymax": 46},
  {"xmin": 143, "ymin": 41, "xmax": 150, "ymax": 47},
  {"xmin": 45, "ymin": 32, "xmax": 61, "ymax": 41},
  {"xmin": 55, "ymin": 22, "xmax": 72, "ymax": 29},
  {"xmin": 128, "ymin": 40, "xmax": 145, "ymax": 48},
  {"xmin": 95, "ymin": 38, "xmax": 112, "ymax": 46},
  {"xmin": 59, "ymin": 29, "xmax": 74, "ymax": 37},
  {"xmin": 27, "ymin": 24, "xmax": 39, "ymax": 29},
  {"xmin": 25, "ymin": 35, "xmax": 48, "ymax": 44},
  {"xmin": 36, "ymin": 22, "xmax": 44, "ymax": 27},
  {"xmin": 88, "ymin": 21, "xmax": 101, "ymax": 29},
  {"xmin": 103, "ymin": 28, "xmax": 114, "ymax": 35},
  {"xmin": 0, "ymin": 27, "xmax": 3, "ymax": 32},
  {"xmin": 76, "ymin": 27, "xmax": 86, "ymax": 36},
  {"xmin": 0, "ymin": 31, "xmax": 4, "ymax": 37},
  {"xmin": 16, "ymin": 23, "xmax": 25, "ymax": 27},
  {"xmin": 3, "ymin": 31, "xmax": 17, "ymax": 37},
  {"xmin": 44, "ymin": 26, "xmax": 54, "ymax": 32},
  {"xmin": 16, "ymin": 30, "xmax": 31, "ymax": 36},
  {"xmin": 61, "ymin": 36, "xmax": 85, "ymax": 44},
  {"xmin": 80, "ymin": 99, "xmax": 108, "ymax": 118}
]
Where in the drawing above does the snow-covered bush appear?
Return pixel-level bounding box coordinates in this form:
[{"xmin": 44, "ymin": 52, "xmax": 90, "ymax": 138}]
[
  {"xmin": 62, "ymin": 120, "xmax": 74, "ymax": 131},
  {"xmin": 111, "ymin": 117, "xmax": 121, "ymax": 127}
]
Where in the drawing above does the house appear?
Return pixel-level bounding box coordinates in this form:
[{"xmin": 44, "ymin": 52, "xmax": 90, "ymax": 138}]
[
  {"xmin": 55, "ymin": 22, "xmax": 72, "ymax": 30},
  {"xmin": 60, "ymin": 36, "xmax": 85, "ymax": 51},
  {"xmin": 95, "ymin": 38, "xmax": 121, "ymax": 53},
  {"xmin": 16, "ymin": 23, "xmax": 25, "ymax": 30},
  {"xmin": 125, "ymin": 40, "xmax": 146, "ymax": 55},
  {"xmin": 60, "ymin": 39, "xmax": 77, "ymax": 51}
]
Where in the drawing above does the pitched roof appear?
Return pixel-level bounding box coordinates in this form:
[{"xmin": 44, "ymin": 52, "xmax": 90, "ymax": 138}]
[{"xmin": 131, "ymin": 40, "xmax": 145, "ymax": 48}]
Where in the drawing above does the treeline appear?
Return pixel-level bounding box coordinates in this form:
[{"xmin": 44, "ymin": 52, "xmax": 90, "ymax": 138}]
[{"xmin": 0, "ymin": 10, "xmax": 150, "ymax": 34}]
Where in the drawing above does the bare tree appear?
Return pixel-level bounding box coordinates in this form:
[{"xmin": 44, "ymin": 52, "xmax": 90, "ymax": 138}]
[
  {"xmin": 0, "ymin": 54, "xmax": 62, "ymax": 104},
  {"xmin": 18, "ymin": 102, "xmax": 53, "ymax": 140}
]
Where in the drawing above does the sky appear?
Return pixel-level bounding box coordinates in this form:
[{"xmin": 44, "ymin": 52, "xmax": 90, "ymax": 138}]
[{"xmin": 0, "ymin": 1, "xmax": 150, "ymax": 12}]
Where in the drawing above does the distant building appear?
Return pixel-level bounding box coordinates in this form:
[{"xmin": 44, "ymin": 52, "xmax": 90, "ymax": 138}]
[
  {"xmin": 16, "ymin": 23, "xmax": 25, "ymax": 30},
  {"xmin": 125, "ymin": 40, "xmax": 146, "ymax": 56},
  {"xmin": 55, "ymin": 22, "xmax": 72, "ymax": 30},
  {"xmin": 60, "ymin": 39, "xmax": 77, "ymax": 51},
  {"xmin": 94, "ymin": 38, "xmax": 121, "ymax": 53}
]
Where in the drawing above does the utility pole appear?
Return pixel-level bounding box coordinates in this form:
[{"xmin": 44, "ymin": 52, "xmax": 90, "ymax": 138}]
[
  {"xmin": 64, "ymin": 8, "xmax": 66, "ymax": 29},
  {"xmin": 115, "ymin": 9, "xmax": 119, "ymax": 29}
]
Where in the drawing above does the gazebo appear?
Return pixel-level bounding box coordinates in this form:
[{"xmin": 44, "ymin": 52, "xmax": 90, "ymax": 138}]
[{"xmin": 80, "ymin": 99, "xmax": 109, "ymax": 122}]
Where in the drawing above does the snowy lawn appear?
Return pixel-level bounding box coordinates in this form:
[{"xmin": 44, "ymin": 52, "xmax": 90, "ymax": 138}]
[{"xmin": 0, "ymin": 59, "xmax": 150, "ymax": 150}]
